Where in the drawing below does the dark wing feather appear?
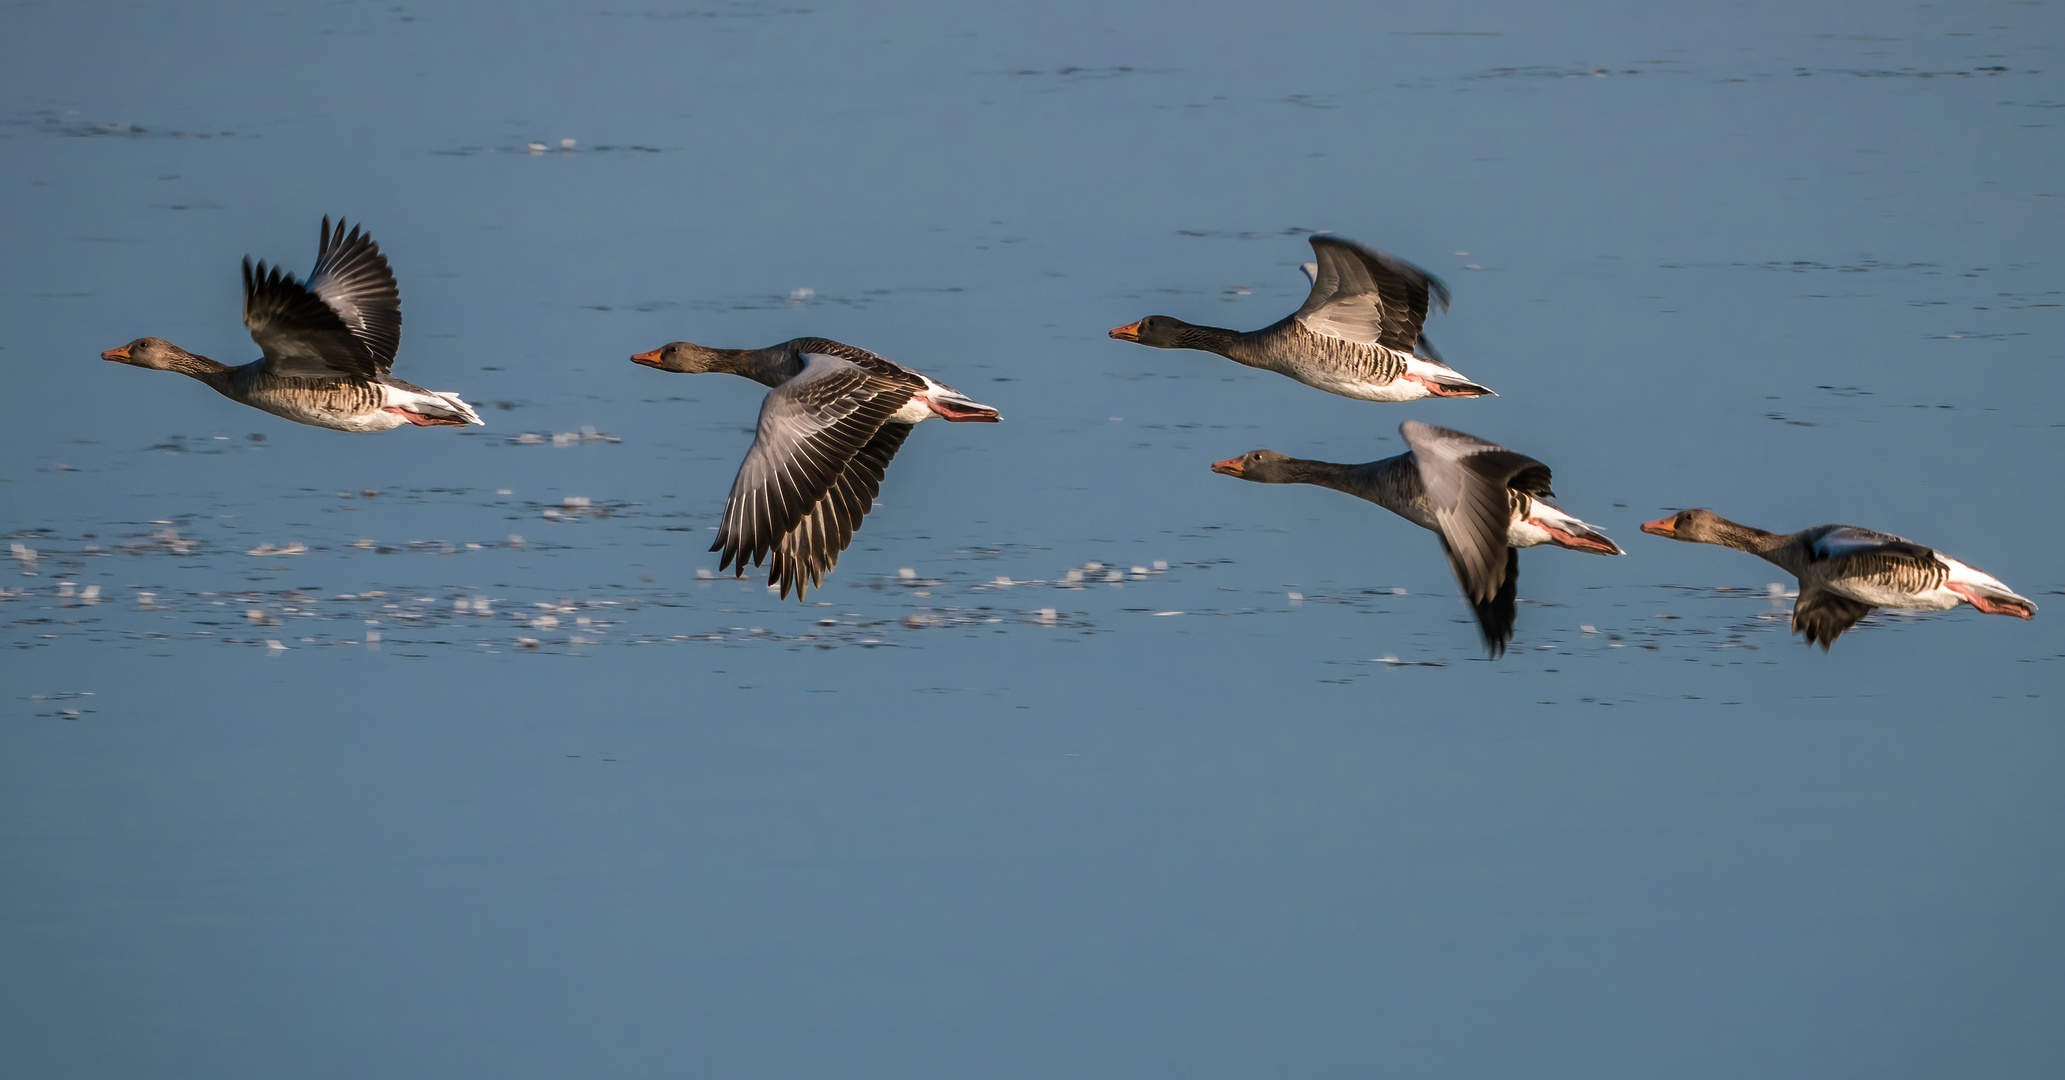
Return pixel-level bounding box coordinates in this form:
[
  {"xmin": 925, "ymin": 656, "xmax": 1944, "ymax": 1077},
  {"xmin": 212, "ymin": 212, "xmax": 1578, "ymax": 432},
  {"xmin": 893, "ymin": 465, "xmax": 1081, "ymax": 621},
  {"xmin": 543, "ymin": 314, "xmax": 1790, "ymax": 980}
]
[
  {"xmin": 1293, "ymin": 236, "xmax": 1449, "ymax": 350},
  {"xmin": 766, "ymin": 422, "xmax": 915, "ymax": 600},
  {"xmin": 1401, "ymin": 420, "xmax": 1547, "ymax": 607},
  {"xmin": 784, "ymin": 336, "xmax": 929, "ymax": 384},
  {"xmin": 243, "ymin": 255, "xmax": 380, "ymax": 380},
  {"xmin": 1441, "ymin": 544, "xmax": 1519, "ymax": 658},
  {"xmin": 303, "ymin": 216, "xmax": 401, "ymax": 372},
  {"xmin": 1804, "ymin": 526, "xmax": 1939, "ymax": 568},
  {"xmin": 1792, "ymin": 584, "xmax": 1874, "ymax": 651},
  {"xmin": 712, "ymin": 354, "xmax": 915, "ymax": 579},
  {"xmin": 1802, "ymin": 525, "xmax": 1948, "ymax": 596}
]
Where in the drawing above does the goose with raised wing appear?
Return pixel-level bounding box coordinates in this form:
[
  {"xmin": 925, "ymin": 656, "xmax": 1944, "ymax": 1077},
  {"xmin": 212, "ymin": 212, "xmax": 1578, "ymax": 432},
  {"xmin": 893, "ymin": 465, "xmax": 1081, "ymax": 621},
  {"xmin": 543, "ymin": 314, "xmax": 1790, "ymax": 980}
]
[
  {"xmin": 1110, "ymin": 235, "xmax": 1492, "ymax": 401},
  {"xmin": 99, "ymin": 217, "xmax": 481, "ymax": 431},
  {"xmin": 1640, "ymin": 509, "xmax": 2035, "ymax": 649},
  {"xmin": 632, "ymin": 337, "xmax": 1000, "ymax": 600},
  {"xmin": 1212, "ymin": 421, "xmax": 1621, "ymax": 656}
]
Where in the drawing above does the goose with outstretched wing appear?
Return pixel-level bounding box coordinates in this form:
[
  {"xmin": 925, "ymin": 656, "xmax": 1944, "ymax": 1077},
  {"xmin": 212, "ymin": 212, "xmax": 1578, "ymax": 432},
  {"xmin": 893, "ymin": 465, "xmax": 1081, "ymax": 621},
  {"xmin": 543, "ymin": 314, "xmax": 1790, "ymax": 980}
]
[
  {"xmin": 100, "ymin": 217, "xmax": 481, "ymax": 431},
  {"xmin": 632, "ymin": 336, "xmax": 1000, "ymax": 599},
  {"xmin": 1110, "ymin": 235, "xmax": 1492, "ymax": 401},
  {"xmin": 1211, "ymin": 421, "xmax": 1622, "ymax": 657},
  {"xmin": 1641, "ymin": 509, "xmax": 2035, "ymax": 649}
]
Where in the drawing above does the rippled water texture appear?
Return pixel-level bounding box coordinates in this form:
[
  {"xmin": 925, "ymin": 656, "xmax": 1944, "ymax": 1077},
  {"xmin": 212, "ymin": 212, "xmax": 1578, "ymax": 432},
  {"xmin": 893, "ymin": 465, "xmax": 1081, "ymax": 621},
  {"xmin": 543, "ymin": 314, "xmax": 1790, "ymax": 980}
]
[{"xmin": 4, "ymin": 1, "xmax": 2062, "ymax": 1076}]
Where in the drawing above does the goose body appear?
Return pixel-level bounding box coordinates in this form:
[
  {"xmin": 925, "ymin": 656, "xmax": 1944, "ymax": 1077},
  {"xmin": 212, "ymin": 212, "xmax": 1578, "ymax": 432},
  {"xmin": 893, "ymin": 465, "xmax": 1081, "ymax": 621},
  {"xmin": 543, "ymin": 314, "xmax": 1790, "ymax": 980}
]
[
  {"xmin": 1213, "ymin": 420, "xmax": 1622, "ymax": 656},
  {"xmin": 100, "ymin": 217, "xmax": 481, "ymax": 432},
  {"xmin": 1110, "ymin": 236, "xmax": 1493, "ymax": 401},
  {"xmin": 631, "ymin": 336, "xmax": 1000, "ymax": 600},
  {"xmin": 1640, "ymin": 510, "xmax": 2035, "ymax": 649}
]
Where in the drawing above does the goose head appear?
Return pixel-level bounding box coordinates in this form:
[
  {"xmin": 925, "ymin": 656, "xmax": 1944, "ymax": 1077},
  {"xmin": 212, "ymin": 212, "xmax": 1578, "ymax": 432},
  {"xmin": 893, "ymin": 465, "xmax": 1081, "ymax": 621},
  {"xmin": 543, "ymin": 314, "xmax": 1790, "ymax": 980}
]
[
  {"xmin": 1641, "ymin": 508, "xmax": 1733, "ymax": 543},
  {"xmin": 1108, "ymin": 316, "xmax": 1196, "ymax": 348},
  {"xmin": 101, "ymin": 337, "xmax": 200, "ymax": 371},
  {"xmin": 631, "ymin": 341, "xmax": 733, "ymax": 373},
  {"xmin": 1211, "ymin": 449, "xmax": 1298, "ymax": 483}
]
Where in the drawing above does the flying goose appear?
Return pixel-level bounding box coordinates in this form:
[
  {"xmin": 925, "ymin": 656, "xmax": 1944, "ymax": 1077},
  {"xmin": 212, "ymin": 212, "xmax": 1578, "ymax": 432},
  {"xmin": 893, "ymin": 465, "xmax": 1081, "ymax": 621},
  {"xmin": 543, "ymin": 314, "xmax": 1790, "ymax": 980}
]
[
  {"xmin": 1640, "ymin": 509, "xmax": 2035, "ymax": 649},
  {"xmin": 1109, "ymin": 235, "xmax": 1492, "ymax": 401},
  {"xmin": 1212, "ymin": 420, "xmax": 1621, "ymax": 656},
  {"xmin": 99, "ymin": 217, "xmax": 482, "ymax": 431},
  {"xmin": 632, "ymin": 337, "xmax": 1000, "ymax": 599}
]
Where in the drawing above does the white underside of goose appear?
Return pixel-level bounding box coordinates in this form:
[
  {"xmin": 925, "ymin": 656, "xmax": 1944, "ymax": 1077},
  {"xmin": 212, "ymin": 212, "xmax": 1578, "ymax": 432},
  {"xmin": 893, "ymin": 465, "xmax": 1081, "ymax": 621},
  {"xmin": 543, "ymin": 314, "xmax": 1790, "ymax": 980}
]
[
  {"xmin": 1387, "ymin": 494, "xmax": 1621, "ymax": 554},
  {"xmin": 301, "ymin": 408, "xmax": 417, "ymax": 433},
  {"xmin": 1511, "ymin": 497, "xmax": 1624, "ymax": 554},
  {"xmin": 1803, "ymin": 528, "xmax": 2034, "ymax": 614},
  {"xmin": 890, "ymin": 374, "xmax": 999, "ymax": 424},
  {"xmin": 382, "ymin": 382, "xmax": 483, "ymax": 425},
  {"xmin": 258, "ymin": 381, "xmax": 484, "ymax": 433},
  {"xmin": 1825, "ymin": 554, "xmax": 2035, "ymax": 613},
  {"xmin": 1298, "ymin": 354, "xmax": 1490, "ymax": 402}
]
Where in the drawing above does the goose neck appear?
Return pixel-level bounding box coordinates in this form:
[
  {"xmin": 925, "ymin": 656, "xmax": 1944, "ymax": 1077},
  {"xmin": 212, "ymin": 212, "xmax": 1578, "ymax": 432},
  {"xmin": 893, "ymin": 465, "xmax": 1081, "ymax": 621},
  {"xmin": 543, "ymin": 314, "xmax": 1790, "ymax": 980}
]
[
  {"xmin": 737, "ymin": 345, "xmax": 808, "ymax": 387},
  {"xmin": 175, "ymin": 353, "xmax": 235, "ymax": 384},
  {"xmin": 1274, "ymin": 456, "xmax": 1362, "ymax": 492},
  {"xmin": 1166, "ymin": 320, "xmax": 1246, "ymax": 359},
  {"xmin": 1712, "ymin": 520, "xmax": 1787, "ymax": 555}
]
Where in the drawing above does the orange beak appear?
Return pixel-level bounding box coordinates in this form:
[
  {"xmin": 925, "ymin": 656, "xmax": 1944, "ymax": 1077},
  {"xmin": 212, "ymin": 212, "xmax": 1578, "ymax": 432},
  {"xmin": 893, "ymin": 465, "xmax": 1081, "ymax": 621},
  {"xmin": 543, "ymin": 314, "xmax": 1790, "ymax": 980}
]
[
  {"xmin": 101, "ymin": 344, "xmax": 132, "ymax": 363},
  {"xmin": 1108, "ymin": 321, "xmax": 1143, "ymax": 341},
  {"xmin": 630, "ymin": 349, "xmax": 663, "ymax": 368},
  {"xmin": 1210, "ymin": 456, "xmax": 1245, "ymax": 477},
  {"xmin": 1640, "ymin": 517, "xmax": 1678, "ymax": 538}
]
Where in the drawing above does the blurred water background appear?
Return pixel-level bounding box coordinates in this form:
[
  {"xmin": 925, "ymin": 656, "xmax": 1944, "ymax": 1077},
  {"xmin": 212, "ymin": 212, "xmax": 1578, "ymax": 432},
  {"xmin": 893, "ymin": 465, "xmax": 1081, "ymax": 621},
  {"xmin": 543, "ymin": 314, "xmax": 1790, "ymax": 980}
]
[{"xmin": 3, "ymin": 0, "xmax": 2062, "ymax": 1076}]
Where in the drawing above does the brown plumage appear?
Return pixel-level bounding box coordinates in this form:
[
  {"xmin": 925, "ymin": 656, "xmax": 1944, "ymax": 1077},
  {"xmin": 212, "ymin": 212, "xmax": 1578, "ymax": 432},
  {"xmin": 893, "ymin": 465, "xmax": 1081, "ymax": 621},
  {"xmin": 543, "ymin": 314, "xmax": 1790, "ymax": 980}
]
[
  {"xmin": 1108, "ymin": 236, "xmax": 1492, "ymax": 402},
  {"xmin": 631, "ymin": 336, "xmax": 999, "ymax": 600},
  {"xmin": 99, "ymin": 217, "xmax": 480, "ymax": 432},
  {"xmin": 1641, "ymin": 509, "xmax": 2035, "ymax": 650},
  {"xmin": 1212, "ymin": 422, "xmax": 1624, "ymax": 657}
]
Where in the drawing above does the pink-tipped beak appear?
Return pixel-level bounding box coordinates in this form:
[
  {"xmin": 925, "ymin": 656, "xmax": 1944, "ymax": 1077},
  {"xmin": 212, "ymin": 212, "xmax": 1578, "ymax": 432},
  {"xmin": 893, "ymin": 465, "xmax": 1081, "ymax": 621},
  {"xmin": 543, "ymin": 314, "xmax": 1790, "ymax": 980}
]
[
  {"xmin": 1640, "ymin": 517, "xmax": 1677, "ymax": 538},
  {"xmin": 101, "ymin": 345, "xmax": 132, "ymax": 363},
  {"xmin": 1108, "ymin": 321, "xmax": 1143, "ymax": 341},
  {"xmin": 1210, "ymin": 456, "xmax": 1244, "ymax": 477},
  {"xmin": 630, "ymin": 349, "xmax": 663, "ymax": 368}
]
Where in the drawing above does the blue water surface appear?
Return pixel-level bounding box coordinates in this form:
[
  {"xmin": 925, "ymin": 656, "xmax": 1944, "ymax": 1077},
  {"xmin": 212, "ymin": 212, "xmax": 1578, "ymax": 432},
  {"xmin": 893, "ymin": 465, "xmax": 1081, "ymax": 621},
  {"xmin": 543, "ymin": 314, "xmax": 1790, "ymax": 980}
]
[{"xmin": 3, "ymin": 1, "xmax": 2062, "ymax": 1077}]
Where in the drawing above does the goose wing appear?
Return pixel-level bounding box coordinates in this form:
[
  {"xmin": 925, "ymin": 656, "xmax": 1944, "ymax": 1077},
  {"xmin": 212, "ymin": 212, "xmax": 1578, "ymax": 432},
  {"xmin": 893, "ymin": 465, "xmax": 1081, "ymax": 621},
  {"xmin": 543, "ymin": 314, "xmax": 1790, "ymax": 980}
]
[
  {"xmin": 713, "ymin": 353, "xmax": 918, "ymax": 578},
  {"xmin": 1427, "ymin": 544, "xmax": 1521, "ymax": 658},
  {"xmin": 786, "ymin": 335, "xmax": 914, "ymax": 379},
  {"xmin": 1803, "ymin": 525, "xmax": 1947, "ymax": 594},
  {"xmin": 244, "ymin": 217, "xmax": 400, "ymax": 379},
  {"xmin": 766, "ymin": 421, "xmax": 915, "ymax": 600},
  {"xmin": 1806, "ymin": 525, "xmax": 1938, "ymax": 566},
  {"xmin": 1792, "ymin": 583, "xmax": 1874, "ymax": 650},
  {"xmin": 1299, "ymin": 259, "xmax": 1445, "ymax": 360},
  {"xmin": 1402, "ymin": 420, "xmax": 1552, "ymax": 656},
  {"xmin": 1292, "ymin": 236, "xmax": 1450, "ymax": 350}
]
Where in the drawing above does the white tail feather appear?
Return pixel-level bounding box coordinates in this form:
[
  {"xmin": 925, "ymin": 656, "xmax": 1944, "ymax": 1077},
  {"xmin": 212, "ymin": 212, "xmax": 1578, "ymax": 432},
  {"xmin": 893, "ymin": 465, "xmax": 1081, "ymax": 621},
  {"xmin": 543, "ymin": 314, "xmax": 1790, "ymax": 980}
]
[
  {"xmin": 1945, "ymin": 558, "xmax": 2034, "ymax": 609},
  {"xmin": 432, "ymin": 392, "xmax": 485, "ymax": 426},
  {"xmin": 1523, "ymin": 498, "xmax": 1624, "ymax": 555}
]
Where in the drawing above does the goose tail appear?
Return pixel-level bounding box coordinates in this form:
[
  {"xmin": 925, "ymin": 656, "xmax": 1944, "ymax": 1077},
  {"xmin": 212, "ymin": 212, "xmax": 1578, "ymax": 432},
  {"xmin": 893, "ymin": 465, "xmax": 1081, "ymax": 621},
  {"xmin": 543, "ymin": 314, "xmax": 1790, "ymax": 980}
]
[
  {"xmin": 1526, "ymin": 499, "xmax": 1624, "ymax": 556},
  {"xmin": 1944, "ymin": 560, "xmax": 2036, "ymax": 619},
  {"xmin": 431, "ymin": 392, "xmax": 485, "ymax": 426},
  {"xmin": 1403, "ymin": 357, "xmax": 1494, "ymax": 398}
]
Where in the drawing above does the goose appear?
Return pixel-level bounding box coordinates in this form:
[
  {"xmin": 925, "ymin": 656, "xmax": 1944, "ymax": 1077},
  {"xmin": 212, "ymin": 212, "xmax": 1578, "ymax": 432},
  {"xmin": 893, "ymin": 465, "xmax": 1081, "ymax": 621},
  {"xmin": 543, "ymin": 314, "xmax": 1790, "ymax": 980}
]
[
  {"xmin": 1640, "ymin": 509, "xmax": 2035, "ymax": 649},
  {"xmin": 1212, "ymin": 420, "xmax": 1622, "ymax": 656},
  {"xmin": 99, "ymin": 217, "xmax": 481, "ymax": 431},
  {"xmin": 631, "ymin": 337, "xmax": 1000, "ymax": 599},
  {"xmin": 1109, "ymin": 235, "xmax": 1492, "ymax": 401}
]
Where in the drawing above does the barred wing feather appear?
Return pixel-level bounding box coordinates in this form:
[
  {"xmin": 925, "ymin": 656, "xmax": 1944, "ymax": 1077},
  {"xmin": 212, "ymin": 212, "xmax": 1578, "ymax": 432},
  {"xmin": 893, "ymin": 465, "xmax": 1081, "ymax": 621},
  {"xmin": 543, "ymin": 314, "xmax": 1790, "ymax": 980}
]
[{"xmin": 713, "ymin": 354, "xmax": 916, "ymax": 579}]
